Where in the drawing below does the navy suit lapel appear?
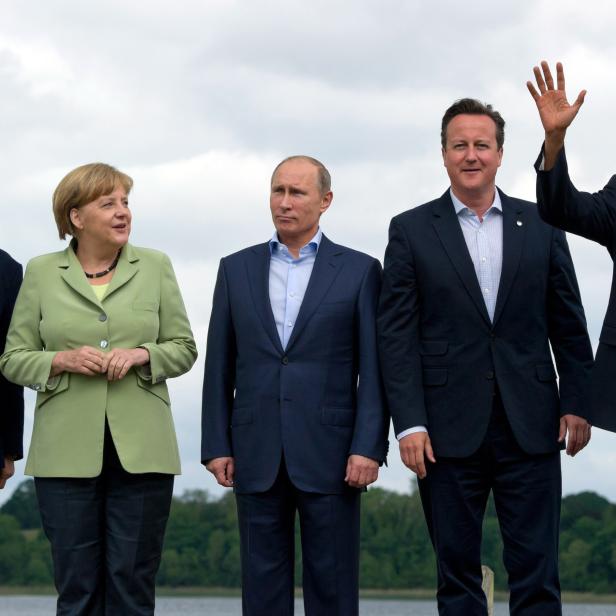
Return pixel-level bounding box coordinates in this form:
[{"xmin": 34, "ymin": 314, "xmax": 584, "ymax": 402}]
[
  {"xmin": 493, "ymin": 191, "xmax": 526, "ymax": 326},
  {"xmin": 245, "ymin": 243, "xmax": 285, "ymax": 354},
  {"xmin": 285, "ymin": 235, "xmax": 343, "ymax": 353},
  {"xmin": 431, "ymin": 191, "xmax": 492, "ymax": 326}
]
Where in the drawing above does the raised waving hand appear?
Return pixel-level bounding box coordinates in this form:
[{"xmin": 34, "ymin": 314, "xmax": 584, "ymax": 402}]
[{"xmin": 527, "ymin": 61, "xmax": 586, "ymax": 168}]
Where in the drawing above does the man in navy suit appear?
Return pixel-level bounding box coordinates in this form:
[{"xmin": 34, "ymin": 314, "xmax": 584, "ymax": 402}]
[
  {"xmin": 0, "ymin": 249, "xmax": 23, "ymax": 489},
  {"xmin": 378, "ymin": 99, "xmax": 593, "ymax": 615},
  {"xmin": 529, "ymin": 61, "xmax": 616, "ymax": 434},
  {"xmin": 201, "ymin": 155, "xmax": 388, "ymax": 616}
]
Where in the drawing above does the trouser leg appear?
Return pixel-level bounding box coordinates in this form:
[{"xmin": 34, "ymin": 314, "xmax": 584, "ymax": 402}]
[
  {"xmin": 490, "ymin": 402, "xmax": 562, "ymax": 616},
  {"xmin": 103, "ymin": 423, "xmax": 174, "ymax": 616},
  {"xmin": 235, "ymin": 462, "xmax": 296, "ymax": 616},
  {"xmin": 297, "ymin": 487, "xmax": 361, "ymax": 616},
  {"xmin": 418, "ymin": 452, "xmax": 491, "ymax": 616},
  {"xmin": 35, "ymin": 475, "xmax": 105, "ymax": 616}
]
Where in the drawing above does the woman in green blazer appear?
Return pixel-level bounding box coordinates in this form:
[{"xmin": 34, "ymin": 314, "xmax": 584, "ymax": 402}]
[{"xmin": 0, "ymin": 163, "xmax": 197, "ymax": 615}]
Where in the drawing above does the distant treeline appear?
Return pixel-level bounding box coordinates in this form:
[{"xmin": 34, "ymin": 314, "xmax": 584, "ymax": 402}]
[{"xmin": 1, "ymin": 480, "xmax": 616, "ymax": 592}]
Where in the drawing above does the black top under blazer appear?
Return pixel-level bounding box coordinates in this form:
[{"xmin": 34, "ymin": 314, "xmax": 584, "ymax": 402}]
[{"xmin": 378, "ymin": 188, "xmax": 593, "ymax": 458}]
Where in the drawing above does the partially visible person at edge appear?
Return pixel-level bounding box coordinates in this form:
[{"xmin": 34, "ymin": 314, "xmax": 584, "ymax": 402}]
[
  {"xmin": 0, "ymin": 248, "xmax": 23, "ymax": 489},
  {"xmin": 529, "ymin": 60, "xmax": 616, "ymax": 434},
  {"xmin": 0, "ymin": 163, "xmax": 197, "ymax": 615},
  {"xmin": 202, "ymin": 155, "xmax": 388, "ymax": 616},
  {"xmin": 377, "ymin": 98, "xmax": 593, "ymax": 615}
]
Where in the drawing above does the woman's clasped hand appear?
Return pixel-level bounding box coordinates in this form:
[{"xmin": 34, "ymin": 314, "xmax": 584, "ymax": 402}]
[{"xmin": 50, "ymin": 345, "xmax": 150, "ymax": 380}]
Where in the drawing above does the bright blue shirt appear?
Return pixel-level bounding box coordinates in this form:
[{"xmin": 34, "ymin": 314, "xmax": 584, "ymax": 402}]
[{"xmin": 268, "ymin": 229, "xmax": 322, "ymax": 349}]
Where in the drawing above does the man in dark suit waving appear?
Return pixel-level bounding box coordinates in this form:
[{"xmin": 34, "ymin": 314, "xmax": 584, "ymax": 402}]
[
  {"xmin": 378, "ymin": 99, "xmax": 593, "ymax": 615},
  {"xmin": 201, "ymin": 155, "xmax": 388, "ymax": 616},
  {"xmin": 0, "ymin": 248, "xmax": 23, "ymax": 489},
  {"xmin": 528, "ymin": 61, "xmax": 616, "ymax": 434}
]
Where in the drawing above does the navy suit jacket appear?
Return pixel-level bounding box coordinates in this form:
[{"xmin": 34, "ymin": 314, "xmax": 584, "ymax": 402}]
[
  {"xmin": 201, "ymin": 235, "xmax": 388, "ymax": 494},
  {"xmin": 0, "ymin": 249, "xmax": 23, "ymax": 468},
  {"xmin": 378, "ymin": 188, "xmax": 593, "ymax": 458},
  {"xmin": 536, "ymin": 147, "xmax": 616, "ymax": 432}
]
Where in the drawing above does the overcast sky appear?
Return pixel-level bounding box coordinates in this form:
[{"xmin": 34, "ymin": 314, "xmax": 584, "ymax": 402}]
[{"xmin": 2, "ymin": 0, "xmax": 616, "ymax": 506}]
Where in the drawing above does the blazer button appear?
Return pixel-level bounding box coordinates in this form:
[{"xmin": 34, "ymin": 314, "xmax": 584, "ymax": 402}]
[
  {"xmin": 99, "ymin": 314, "xmax": 107, "ymax": 322},
  {"xmin": 281, "ymin": 356, "xmax": 289, "ymax": 365},
  {"xmin": 100, "ymin": 340, "xmax": 109, "ymax": 349},
  {"xmin": 486, "ymin": 371, "xmax": 494, "ymax": 380}
]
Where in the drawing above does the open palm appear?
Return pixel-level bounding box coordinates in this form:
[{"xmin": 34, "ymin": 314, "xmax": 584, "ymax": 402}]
[{"xmin": 527, "ymin": 61, "xmax": 586, "ymax": 134}]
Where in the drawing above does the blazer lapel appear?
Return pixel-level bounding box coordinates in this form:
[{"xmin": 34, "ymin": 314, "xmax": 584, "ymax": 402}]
[
  {"xmin": 493, "ymin": 191, "xmax": 526, "ymax": 326},
  {"xmin": 59, "ymin": 243, "xmax": 139, "ymax": 308},
  {"xmin": 59, "ymin": 244, "xmax": 101, "ymax": 309},
  {"xmin": 245, "ymin": 243, "xmax": 285, "ymax": 354},
  {"xmin": 431, "ymin": 191, "xmax": 492, "ymax": 326},
  {"xmin": 285, "ymin": 235, "xmax": 343, "ymax": 353},
  {"xmin": 104, "ymin": 243, "xmax": 139, "ymax": 299}
]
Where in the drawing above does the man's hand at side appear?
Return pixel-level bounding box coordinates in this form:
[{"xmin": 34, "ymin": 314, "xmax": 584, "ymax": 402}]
[
  {"xmin": 345, "ymin": 454, "xmax": 379, "ymax": 488},
  {"xmin": 399, "ymin": 432, "xmax": 436, "ymax": 479},
  {"xmin": 205, "ymin": 456, "xmax": 235, "ymax": 487},
  {"xmin": 0, "ymin": 458, "xmax": 15, "ymax": 489},
  {"xmin": 559, "ymin": 414, "xmax": 591, "ymax": 457}
]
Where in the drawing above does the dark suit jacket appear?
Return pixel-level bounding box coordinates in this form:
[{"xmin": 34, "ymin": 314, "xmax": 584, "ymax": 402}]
[
  {"xmin": 536, "ymin": 147, "xmax": 616, "ymax": 432},
  {"xmin": 0, "ymin": 249, "xmax": 23, "ymax": 468},
  {"xmin": 201, "ymin": 235, "xmax": 388, "ymax": 494},
  {"xmin": 378, "ymin": 188, "xmax": 593, "ymax": 458}
]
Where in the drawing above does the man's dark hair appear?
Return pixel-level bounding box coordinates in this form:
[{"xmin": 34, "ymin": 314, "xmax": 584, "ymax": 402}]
[{"xmin": 441, "ymin": 98, "xmax": 505, "ymax": 150}]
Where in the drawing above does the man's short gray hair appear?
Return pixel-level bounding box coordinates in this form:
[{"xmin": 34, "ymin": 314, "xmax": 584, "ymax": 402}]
[{"xmin": 271, "ymin": 155, "xmax": 331, "ymax": 195}]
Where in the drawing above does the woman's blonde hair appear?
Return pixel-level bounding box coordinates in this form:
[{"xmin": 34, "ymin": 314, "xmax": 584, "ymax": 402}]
[{"xmin": 53, "ymin": 163, "xmax": 133, "ymax": 239}]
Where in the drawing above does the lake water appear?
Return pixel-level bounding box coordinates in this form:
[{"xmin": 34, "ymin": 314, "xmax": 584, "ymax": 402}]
[{"xmin": 0, "ymin": 596, "xmax": 613, "ymax": 615}]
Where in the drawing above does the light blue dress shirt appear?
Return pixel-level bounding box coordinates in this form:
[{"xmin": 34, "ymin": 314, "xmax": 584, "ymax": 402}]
[
  {"xmin": 397, "ymin": 189, "xmax": 503, "ymax": 440},
  {"xmin": 268, "ymin": 229, "xmax": 322, "ymax": 349},
  {"xmin": 450, "ymin": 189, "xmax": 503, "ymax": 322}
]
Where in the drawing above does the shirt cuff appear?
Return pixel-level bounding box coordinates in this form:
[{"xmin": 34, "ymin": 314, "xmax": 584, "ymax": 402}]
[
  {"xmin": 396, "ymin": 426, "xmax": 427, "ymax": 440},
  {"xmin": 538, "ymin": 154, "xmax": 545, "ymax": 171}
]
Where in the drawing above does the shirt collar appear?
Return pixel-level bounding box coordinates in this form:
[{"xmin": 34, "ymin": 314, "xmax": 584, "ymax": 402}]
[
  {"xmin": 269, "ymin": 228, "xmax": 322, "ymax": 256},
  {"xmin": 450, "ymin": 188, "xmax": 502, "ymax": 217}
]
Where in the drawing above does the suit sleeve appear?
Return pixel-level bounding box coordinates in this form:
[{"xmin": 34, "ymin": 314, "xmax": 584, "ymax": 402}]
[
  {"xmin": 546, "ymin": 227, "xmax": 594, "ymax": 417},
  {"xmin": 348, "ymin": 258, "xmax": 389, "ymax": 463},
  {"xmin": 201, "ymin": 259, "xmax": 236, "ymax": 462},
  {"xmin": 377, "ymin": 219, "xmax": 427, "ymax": 434},
  {"xmin": 536, "ymin": 145, "xmax": 616, "ymax": 248},
  {"xmin": 0, "ymin": 260, "xmax": 24, "ymax": 462},
  {"xmin": 0, "ymin": 260, "xmax": 57, "ymax": 391},
  {"xmin": 138, "ymin": 253, "xmax": 198, "ymax": 383}
]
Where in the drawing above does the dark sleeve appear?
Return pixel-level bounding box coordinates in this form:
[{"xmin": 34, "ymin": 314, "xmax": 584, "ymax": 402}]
[
  {"xmin": 349, "ymin": 258, "xmax": 389, "ymax": 463},
  {"xmin": 546, "ymin": 228, "xmax": 594, "ymax": 417},
  {"xmin": 0, "ymin": 259, "xmax": 24, "ymax": 464},
  {"xmin": 377, "ymin": 219, "xmax": 427, "ymax": 434},
  {"xmin": 535, "ymin": 145, "xmax": 616, "ymax": 248},
  {"xmin": 201, "ymin": 259, "xmax": 236, "ymax": 463}
]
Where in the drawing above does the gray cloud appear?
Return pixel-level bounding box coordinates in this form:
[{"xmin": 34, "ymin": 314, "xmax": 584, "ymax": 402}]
[{"xmin": 2, "ymin": 0, "xmax": 616, "ymax": 506}]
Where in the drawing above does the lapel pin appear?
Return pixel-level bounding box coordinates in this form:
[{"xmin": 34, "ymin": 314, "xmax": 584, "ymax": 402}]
[{"xmin": 516, "ymin": 220, "xmax": 523, "ymax": 227}]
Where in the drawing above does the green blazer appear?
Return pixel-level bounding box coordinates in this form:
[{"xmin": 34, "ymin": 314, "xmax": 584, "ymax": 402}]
[{"xmin": 0, "ymin": 243, "xmax": 197, "ymax": 477}]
